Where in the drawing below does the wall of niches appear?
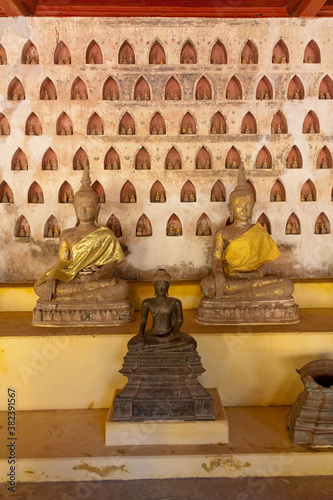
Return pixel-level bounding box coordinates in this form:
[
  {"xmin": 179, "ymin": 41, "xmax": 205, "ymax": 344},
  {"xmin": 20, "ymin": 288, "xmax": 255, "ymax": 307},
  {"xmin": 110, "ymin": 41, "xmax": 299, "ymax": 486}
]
[{"xmin": 0, "ymin": 17, "xmax": 333, "ymax": 282}]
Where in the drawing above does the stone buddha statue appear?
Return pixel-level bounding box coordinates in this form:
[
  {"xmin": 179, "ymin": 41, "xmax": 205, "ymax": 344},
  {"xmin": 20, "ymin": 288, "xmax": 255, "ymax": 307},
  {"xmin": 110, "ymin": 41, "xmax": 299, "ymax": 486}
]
[
  {"xmin": 33, "ymin": 165, "xmax": 134, "ymax": 326},
  {"xmin": 128, "ymin": 269, "xmax": 196, "ymax": 352},
  {"xmin": 197, "ymin": 168, "xmax": 299, "ymax": 324}
]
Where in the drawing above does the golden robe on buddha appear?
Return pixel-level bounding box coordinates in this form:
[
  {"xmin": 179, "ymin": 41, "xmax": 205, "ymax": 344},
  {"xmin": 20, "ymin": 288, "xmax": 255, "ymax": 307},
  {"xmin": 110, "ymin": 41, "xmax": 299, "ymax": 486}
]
[
  {"xmin": 35, "ymin": 226, "xmax": 125, "ymax": 287},
  {"xmin": 222, "ymin": 223, "xmax": 281, "ymax": 275}
]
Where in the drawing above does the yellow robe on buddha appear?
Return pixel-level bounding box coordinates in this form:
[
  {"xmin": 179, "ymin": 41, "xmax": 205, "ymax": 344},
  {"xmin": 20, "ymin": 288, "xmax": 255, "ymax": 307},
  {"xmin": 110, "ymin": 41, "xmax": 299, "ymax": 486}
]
[
  {"xmin": 222, "ymin": 223, "xmax": 281, "ymax": 275},
  {"xmin": 35, "ymin": 226, "xmax": 125, "ymax": 286}
]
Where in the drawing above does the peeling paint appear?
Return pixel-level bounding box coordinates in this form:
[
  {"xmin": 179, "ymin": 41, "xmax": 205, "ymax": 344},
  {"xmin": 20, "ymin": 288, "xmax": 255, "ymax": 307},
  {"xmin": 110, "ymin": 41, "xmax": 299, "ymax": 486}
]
[
  {"xmin": 201, "ymin": 457, "xmax": 251, "ymax": 472},
  {"xmin": 73, "ymin": 463, "xmax": 128, "ymax": 477}
]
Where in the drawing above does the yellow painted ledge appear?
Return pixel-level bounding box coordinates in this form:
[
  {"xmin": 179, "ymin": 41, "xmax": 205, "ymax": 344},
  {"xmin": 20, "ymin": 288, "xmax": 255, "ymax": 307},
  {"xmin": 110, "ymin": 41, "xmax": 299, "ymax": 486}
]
[{"xmin": 0, "ymin": 280, "xmax": 332, "ymax": 311}]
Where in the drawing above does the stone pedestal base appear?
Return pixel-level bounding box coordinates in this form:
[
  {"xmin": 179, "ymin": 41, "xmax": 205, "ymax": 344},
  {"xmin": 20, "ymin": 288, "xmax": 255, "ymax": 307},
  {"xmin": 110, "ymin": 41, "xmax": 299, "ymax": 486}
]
[
  {"xmin": 106, "ymin": 388, "xmax": 228, "ymax": 445},
  {"xmin": 112, "ymin": 349, "xmax": 214, "ymax": 422},
  {"xmin": 32, "ymin": 299, "xmax": 134, "ymax": 326},
  {"xmin": 196, "ymin": 297, "xmax": 299, "ymax": 325}
]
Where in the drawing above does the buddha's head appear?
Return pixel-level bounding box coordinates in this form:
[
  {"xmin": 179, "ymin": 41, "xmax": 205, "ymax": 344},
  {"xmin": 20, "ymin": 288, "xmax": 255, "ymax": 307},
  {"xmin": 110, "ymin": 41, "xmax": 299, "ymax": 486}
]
[
  {"xmin": 74, "ymin": 165, "xmax": 99, "ymax": 224},
  {"xmin": 229, "ymin": 167, "xmax": 254, "ymax": 223},
  {"xmin": 153, "ymin": 268, "xmax": 171, "ymax": 297}
]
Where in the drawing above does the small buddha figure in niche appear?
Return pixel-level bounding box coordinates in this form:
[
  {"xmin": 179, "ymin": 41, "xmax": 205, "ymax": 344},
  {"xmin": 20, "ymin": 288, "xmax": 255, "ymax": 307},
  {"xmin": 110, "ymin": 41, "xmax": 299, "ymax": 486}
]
[
  {"xmin": 151, "ymin": 124, "xmax": 157, "ymax": 135},
  {"xmin": 167, "ymin": 159, "xmax": 173, "ymax": 170},
  {"xmin": 231, "ymin": 158, "xmax": 238, "ymax": 169},
  {"xmin": 174, "ymin": 159, "xmax": 180, "ymax": 169},
  {"xmin": 189, "ymin": 190, "xmax": 195, "ymax": 202},
  {"xmin": 244, "ymin": 125, "xmax": 250, "ymax": 134},
  {"xmin": 294, "ymin": 89, "xmax": 300, "ymax": 99},
  {"xmin": 292, "ymin": 157, "xmax": 298, "ymax": 168},
  {"xmin": 144, "ymin": 90, "xmax": 149, "ymax": 101},
  {"xmin": 211, "ymin": 124, "xmax": 217, "ymax": 134},
  {"xmin": 158, "ymin": 124, "xmax": 164, "ymax": 135},
  {"xmin": 129, "ymin": 192, "xmax": 136, "ymax": 203},
  {"xmin": 197, "ymin": 223, "xmax": 203, "ymax": 236},
  {"xmin": 136, "ymin": 91, "xmax": 141, "ymax": 101},
  {"xmin": 275, "ymin": 191, "xmax": 282, "ymax": 202},
  {"xmin": 112, "ymin": 91, "xmax": 117, "ymax": 101},
  {"xmin": 319, "ymin": 92, "xmax": 325, "ymax": 100},
  {"xmin": 309, "ymin": 124, "xmax": 315, "ymax": 134},
  {"xmin": 19, "ymin": 225, "xmax": 26, "ymax": 237},
  {"xmin": 197, "ymin": 167, "xmax": 298, "ymax": 324},
  {"xmin": 54, "ymin": 226, "xmax": 60, "ymax": 238},
  {"xmin": 306, "ymin": 191, "xmax": 313, "ymax": 202},
  {"xmin": 128, "ymin": 269, "xmax": 196, "ymax": 353},
  {"xmin": 34, "ymin": 164, "xmax": 131, "ymax": 310},
  {"xmin": 166, "ymin": 91, "xmax": 171, "ymax": 100},
  {"xmin": 187, "ymin": 124, "xmax": 192, "ymax": 134},
  {"xmin": 321, "ymin": 157, "xmax": 328, "ymax": 168},
  {"xmin": 160, "ymin": 191, "xmax": 166, "ymax": 202},
  {"xmin": 281, "ymin": 53, "xmax": 287, "ymax": 64},
  {"xmin": 127, "ymin": 125, "xmax": 132, "ymax": 135},
  {"xmin": 291, "ymin": 222, "xmax": 298, "ymax": 234},
  {"xmin": 173, "ymin": 90, "xmax": 179, "ymax": 100},
  {"xmin": 315, "ymin": 222, "xmax": 320, "ymax": 234},
  {"xmin": 326, "ymin": 92, "xmax": 331, "ymax": 99},
  {"xmin": 183, "ymin": 190, "xmax": 189, "ymax": 202},
  {"xmin": 123, "ymin": 191, "xmax": 129, "ymax": 203}
]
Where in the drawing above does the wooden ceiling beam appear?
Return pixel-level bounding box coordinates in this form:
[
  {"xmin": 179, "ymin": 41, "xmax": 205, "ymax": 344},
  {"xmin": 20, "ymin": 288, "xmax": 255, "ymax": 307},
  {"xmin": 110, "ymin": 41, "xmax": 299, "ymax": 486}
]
[
  {"xmin": 1, "ymin": 0, "xmax": 35, "ymax": 16},
  {"xmin": 289, "ymin": 0, "xmax": 327, "ymax": 16}
]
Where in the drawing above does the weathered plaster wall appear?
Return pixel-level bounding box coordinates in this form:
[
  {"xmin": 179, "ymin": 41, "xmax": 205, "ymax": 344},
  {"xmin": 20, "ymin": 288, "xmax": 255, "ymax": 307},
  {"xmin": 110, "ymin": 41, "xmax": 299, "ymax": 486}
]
[{"xmin": 0, "ymin": 17, "xmax": 332, "ymax": 282}]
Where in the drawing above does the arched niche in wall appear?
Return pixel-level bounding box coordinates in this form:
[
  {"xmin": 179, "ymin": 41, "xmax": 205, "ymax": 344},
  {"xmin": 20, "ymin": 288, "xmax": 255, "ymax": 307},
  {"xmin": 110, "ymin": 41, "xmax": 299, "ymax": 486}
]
[
  {"xmin": 226, "ymin": 76, "xmax": 242, "ymax": 100},
  {"xmin": 241, "ymin": 39, "xmax": 258, "ymax": 64},
  {"xmin": 180, "ymin": 40, "xmax": 197, "ymax": 64},
  {"xmin": 56, "ymin": 112, "xmax": 73, "ymax": 135},
  {"xmin": 272, "ymin": 39, "xmax": 289, "ymax": 64},
  {"xmin": 150, "ymin": 180, "xmax": 166, "ymax": 202},
  {"xmin": 287, "ymin": 75, "xmax": 304, "ymax": 99},
  {"xmin": 195, "ymin": 76, "xmax": 212, "ymax": 100},
  {"xmin": 0, "ymin": 44, "xmax": 7, "ymax": 64},
  {"xmin": 301, "ymin": 179, "xmax": 316, "ymax": 202},
  {"xmin": 0, "ymin": 181, "xmax": 14, "ymax": 203},
  {"xmin": 0, "ymin": 113, "xmax": 10, "ymax": 135},
  {"xmin": 42, "ymin": 148, "xmax": 58, "ymax": 170},
  {"xmin": 87, "ymin": 113, "xmax": 104, "ymax": 135},
  {"xmin": 317, "ymin": 146, "xmax": 332, "ymax": 169},
  {"xmin": 104, "ymin": 147, "xmax": 120, "ymax": 170},
  {"xmin": 119, "ymin": 112, "xmax": 135, "ymax": 135},
  {"xmin": 210, "ymin": 112, "xmax": 226, "ymax": 134},
  {"xmin": 107, "ymin": 214, "xmax": 122, "ymax": 237},
  {"xmin": 21, "ymin": 40, "xmax": 39, "ymax": 64},
  {"xmin": 58, "ymin": 181, "xmax": 74, "ymax": 203},
  {"xmin": 195, "ymin": 146, "xmax": 211, "ymax": 170},
  {"xmin": 14, "ymin": 215, "xmax": 30, "ymax": 237},
  {"xmin": 135, "ymin": 147, "xmax": 151, "ymax": 170},
  {"xmin": 71, "ymin": 77, "xmax": 88, "ymax": 100},
  {"xmin": 92, "ymin": 180, "xmax": 106, "ymax": 203},
  {"xmin": 149, "ymin": 40, "xmax": 166, "ymax": 64},
  {"xmin": 44, "ymin": 215, "xmax": 60, "ymax": 238},
  {"xmin": 319, "ymin": 75, "xmax": 333, "ymax": 99},
  {"xmin": 196, "ymin": 213, "xmax": 211, "ymax": 236},
  {"xmin": 121, "ymin": 181, "xmax": 136, "ymax": 203},
  {"xmin": 136, "ymin": 214, "xmax": 152, "ymax": 237},
  {"xmin": 150, "ymin": 112, "xmax": 166, "ymax": 135},
  {"xmin": 210, "ymin": 40, "xmax": 227, "ymax": 64},
  {"xmin": 181, "ymin": 180, "xmax": 196, "ymax": 202},
  {"xmin": 271, "ymin": 111, "xmax": 287, "ymax": 134},
  {"xmin": 103, "ymin": 77, "xmax": 119, "ymax": 100},
  {"xmin": 304, "ymin": 40, "xmax": 321, "ymax": 63},
  {"xmin": 73, "ymin": 147, "xmax": 89, "ymax": 170},
  {"xmin": 246, "ymin": 179, "xmax": 256, "ymax": 202},
  {"xmin": 180, "ymin": 112, "xmax": 196, "ymax": 134},
  {"xmin": 54, "ymin": 41, "xmax": 71, "ymax": 64},
  {"xmin": 225, "ymin": 146, "xmax": 241, "ymax": 169},
  {"xmin": 270, "ymin": 179, "xmax": 286, "ymax": 202},
  {"xmin": 8, "ymin": 77, "xmax": 25, "ymax": 100},
  {"xmin": 166, "ymin": 214, "xmax": 182, "ymax": 236},
  {"xmin": 134, "ymin": 76, "xmax": 150, "ymax": 101},
  {"xmin": 86, "ymin": 40, "xmax": 103, "ymax": 64},
  {"xmin": 119, "ymin": 40, "xmax": 135, "ymax": 64},
  {"xmin": 40, "ymin": 77, "xmax": 57, "ymax": 100},
  {"xmin": 241, "ymin": 112, "xmax": 257, "ymax": 134},
  {"xmin": 255, "ymin": 146, "xmax": 272, "ymax": 169},
  {"xmin": 211, "ymin": 180, "xmax": 226, "ymax": 202},
  {"xmin": 165, "ymin": 76, "xmax": 181, "ymax": 100},
  {"xmin": 11, "ymin": 148, "xmax": 28, "ymax": 170},
  {"xmin": 314, "ymin": 213, "xmax": 330, "ymax": 234},
  {"xmin": 302, "ymin": 111, "xmax": 319, "ymax": 134},
  {"xmin": 285, "ymin": 213, "xmax": 301, "ymax": 235},
  {"xmin": 286, "ymin": 145, "xmax": 302, "ymax": 169},
  {"xmin": 256, "ymin": 76, "xmax": 273, "ymax": 100},
  {"xmin": 257, "ymin": 213, "xmax": 271, "ymax": 234},
  {"xmin": 165, "ymin": 147, "xmax": 182, "ymax": 170},
  {"xmin": 25, "ymin": 112, "xmax": 42, "ymax": 136}
]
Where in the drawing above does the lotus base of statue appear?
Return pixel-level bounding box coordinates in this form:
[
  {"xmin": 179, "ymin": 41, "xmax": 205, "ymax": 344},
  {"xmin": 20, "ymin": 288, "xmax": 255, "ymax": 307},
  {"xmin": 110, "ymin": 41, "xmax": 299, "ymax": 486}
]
[{"xmin": 196, "ymin": 296, "xmax": 299, "ymax": 325}]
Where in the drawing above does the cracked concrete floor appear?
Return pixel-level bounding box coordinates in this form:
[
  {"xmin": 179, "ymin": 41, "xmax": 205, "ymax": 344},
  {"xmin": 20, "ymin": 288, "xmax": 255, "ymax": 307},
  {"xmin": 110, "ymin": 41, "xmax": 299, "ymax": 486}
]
[{"xmin": 1, "ymin": 477, "xmax": 333, "ymax": 500}]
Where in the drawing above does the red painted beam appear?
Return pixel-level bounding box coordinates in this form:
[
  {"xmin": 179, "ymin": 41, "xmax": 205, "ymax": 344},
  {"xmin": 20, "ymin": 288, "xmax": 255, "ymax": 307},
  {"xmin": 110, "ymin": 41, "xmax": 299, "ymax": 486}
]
[
  {"xmin": 0, "ymin": 0, "xmax": 34, "ymax": 16},
  {"xmin": 290, "ymin": 0, "xmax": 328, "ymax": 16}
]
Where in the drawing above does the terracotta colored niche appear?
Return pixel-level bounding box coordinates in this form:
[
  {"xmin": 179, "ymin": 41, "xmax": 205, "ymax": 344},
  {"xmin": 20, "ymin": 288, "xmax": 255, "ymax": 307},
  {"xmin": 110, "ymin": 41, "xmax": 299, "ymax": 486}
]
[
  {"xmin": 87, "ymin": 113, "xmax": 104, "ymax": 135},
  {"xmin": 304, "ymin": 40, "xmax": 321, "ymax": 63},
  {"xmin": 165, "ymin": 76, "xmax": 181, "ymax": 100},
  {"xmin": 0, "ymin": 44, "xmax": 7, "ymax": 64},
  {"xmin": 21, "ymin": 40, "xmax": 39, "ymax": 64},
  {"xmin": 210, "ymin": 40, "xmax": 227, "ymax": 64},
  {"xmin": 73, "ymin": 148, "xmax": 89, "ymax": 170},
  {"xmin": 211, "ymin": 180, "xmax": 226, "ymax": 202},
  {"xmin": 196, "ymin": 147, "xmax": 211, "ymax": 169},
  {"xmin": 104, "ymin": 148, "xmax": 120, "ymax": 170},
  {"xmin": 286, "ymin": 146, "xmax": 302, "ymax": 169},
  {"xmin": 210, "ymin": 112, "xmax": 226, "ymax": 134},
  {"xmin": 271, "ymin": 111, "xmax": 287, "ymax": 134},
  {"xmin": 272, "ymin": 39, "xmax": 289, "ymax": 64},
  {"xmin": 135, "ymin": 147, "xmax": 151, "ymax": 170},
  {"xmin": 40, "ymin": 77, "xmax": 57, "ymax": 100},
  {"xmin": 195, "ymin": 77, "xmax": 212, "ymax": 100},
  {"xmin": 54, "ymin": 41, "xmax": 71, "ymax": 64},
  {"xmin": 0, "ymin": 113, "xmax": 10, "ymax": 135},
  {"xmin": 121, "ymin": 181, "xmax": 136, "ymax": 203},
  {"xmin": 196, "ymin": 213, "xmax": 211, "ymax": 236},
  {"xmin": 42, "ymin": 148, "xmax": 58, "ymax": 171},
  {"xmin": 180, "ymin": 112, "xmax": 196, "ymax": 134},
  {"xmin": 314, "ymin": 213, "xmax": 330, "ymax": 234},
  {"xmin": 225, "ymin": 146, "xmax": 240, "ymax": 169},
  {"xmin": 255, "ymin": 147, "xmax": 272, "ymax": 169},
  {"xmin": 14, "ymin": 215, "xmax": 30, "ymax": 237},
  {"xmin": 8, "ymin": 77, "xmax": 25, "ymax": 100},
  {"xmin": 241, "ymin": 112, "xmax": 257, "ymax": 134},
  {"xmin": 56, "ymin": 112, "xmax": 73, "ymax": 136},
  {"xmin": 181, "ymin": 180, "xmax": 196, "ymax": 202},
  {"xmin": 300, "ymin": 180, "xmax": 316, "ymax": 202},
  {"xmin": 44, "ymin": 215, "xmax": 60, "ymax": 238},
  {"xmin": 150, "ymin": 112, "xmax": 166, "ymax": 135},
  {"xmin": 287, "ymin": 76, "xmax": 304, "ymax": 100},
  {"xmin": 92, "ymin": 180, "xmax": 106, "ymax": 203},
  {"xmin": 226, "ymin": 76, "xmax": 242, "ymax": 100},
  {"xmin": 134, "ymin": 76, "xmax": 150, "ymax": 101},
  {"xmin": 58, "ymin": 181, "xmax": 74, "ymax": 203},
  {"xmin": 107, "ymin": 214, "xmax": 122, "ymax": 237},
  {"xmin": 317, "ymin": 146, "xmax": 332, "ymax": 169},
  {"xmin": 256, "ymin": 77, "xmax": 273, "ymax": 100},
  {"xmin": 257, "ymin": 213, "xmax": 271, "ymax": 234},
  {"xmin": 0, "ymin": 181, "xmax": 14, "ymax": 203},
  {"xmin": 119, "ymin": 40, "xmax": 135, "ymax": 64},
  {"xmin": 270, "ymin": 180, "xmax": 286, "ymax": 202},
  {"xmin": 241, "ymin": 40, "xmax": 258, "ymax": 64},
  {"xmin": 166, "ymin": 214, "xmax": 182, "ymax": 236},
  {"xmin": 136, "ymin": 214, "xmax": 152, "ymax": 237},
  {"xmin": 150, "ymin": 180, "xmax": 166, "ymax": 203},
  {"xmin": 11, "ymin": 148, "xmax": 28, "ymax": 170},
  {"xmin": 149, "ymin": 41, "xmax": 166, "ymax": 64},
  {"xmin": 103, "ymin": 77, "xmax": 119, "ymax": 100},
  {"xmin": 25, "ymin": 113, "xmax": 42, "ymax": 136},
  {"xmin": 165, "ymin": 147, "xmax": 182, "ymax": 170},
  {"xmin": 86, "ymin": 40, "xmax": 103, "ymax": 64},
  {"xmin": 71, "ymin": 77, "xmax": 88, "ymax": 100},
  {"xmin": 119, "ymin": 112, "xmax": 135, "ymax": 135},
  {"xmin": 302, "ymin": 111, "xmax": 319, "ymax": 134},
  {"xmin": 180, "ymin": 40, "xmax": 197, "ymax": 64},
  {"xmin": 285, "ymin": 213, "xmax": 301, "ymax": 235},
  {"xmin": 318, "ymin": 75, "xmax": 333, "ymax": 100}
]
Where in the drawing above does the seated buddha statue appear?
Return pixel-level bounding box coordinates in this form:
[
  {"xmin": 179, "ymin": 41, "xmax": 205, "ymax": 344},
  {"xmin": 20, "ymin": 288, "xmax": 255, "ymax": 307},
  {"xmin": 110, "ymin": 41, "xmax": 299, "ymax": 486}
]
[
  {"xmin": 128, "ymin": 269, "xmax": 196, "ymax": 352},
  {"xmin": 197, "ymin": 168, "xmax": 299, "ymax": 324},
  {"xmin": 33, "ymin": 165, "xmax": 134, "ymax": 326}
]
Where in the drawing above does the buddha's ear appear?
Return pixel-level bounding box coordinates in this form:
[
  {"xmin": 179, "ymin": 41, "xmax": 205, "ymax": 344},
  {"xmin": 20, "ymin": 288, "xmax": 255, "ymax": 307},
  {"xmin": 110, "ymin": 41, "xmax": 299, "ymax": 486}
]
[{"xmin": 95, "ymin": 204, "xmax": 101, "ymax": 222}]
